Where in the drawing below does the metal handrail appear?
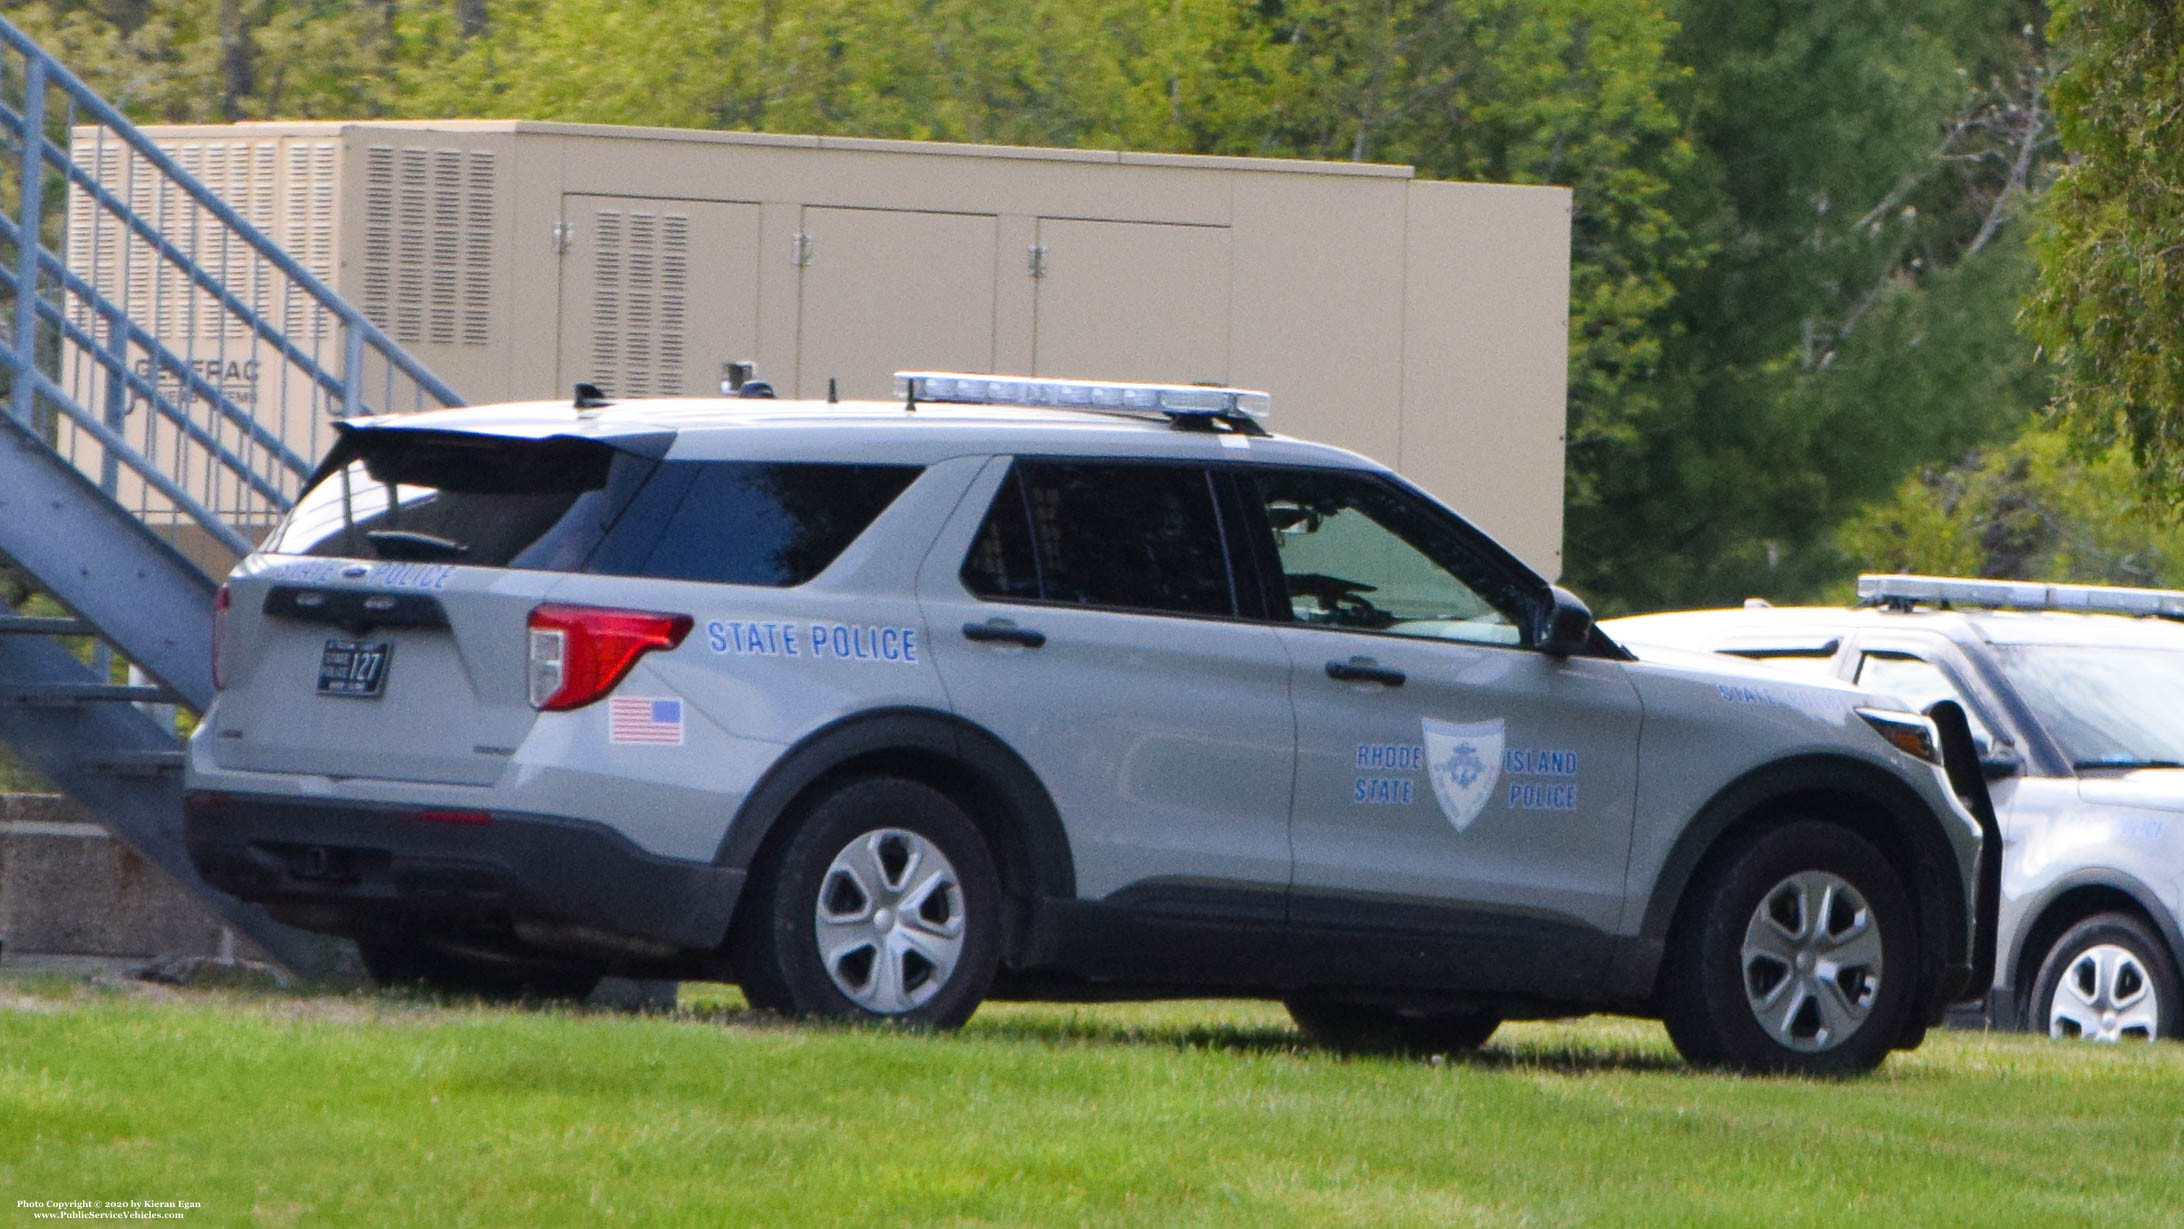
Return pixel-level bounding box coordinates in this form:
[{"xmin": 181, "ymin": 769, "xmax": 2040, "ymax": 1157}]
[
  {"xmin": 0, "ymin": 18, "xmax": 462, "ymax": 413},
  {"xmin": 0, "ymin": 11, "xmax": 463, "ymax": 555}
]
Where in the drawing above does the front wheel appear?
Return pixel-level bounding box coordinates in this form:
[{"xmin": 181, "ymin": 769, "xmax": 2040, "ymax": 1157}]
[
  {"xmin": 2029, "ymin": 912, "xmax": 2182, "ymax": 1043},
  {"xmin": 733, "ymin": 777, "xmax": 1001, "ymax": 1029},
  {"xmin": 1660, "ymin": 820, "xmax": 1914, "ymax": 1076}
]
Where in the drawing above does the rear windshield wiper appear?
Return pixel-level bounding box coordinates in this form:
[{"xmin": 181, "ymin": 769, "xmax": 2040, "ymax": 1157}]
[
  {"xmin": 365, "ymin": 529, "xmax": 472, "ymax": 562},
  {"xmin": 2072, "ymin": 757, "xmax": 2184, "ymax": 772}
]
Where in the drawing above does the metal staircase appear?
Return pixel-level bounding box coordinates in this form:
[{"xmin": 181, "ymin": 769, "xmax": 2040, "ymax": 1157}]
[{"xmin": 0, "ymin": 17, "xmax": 464, "ymax": 973}]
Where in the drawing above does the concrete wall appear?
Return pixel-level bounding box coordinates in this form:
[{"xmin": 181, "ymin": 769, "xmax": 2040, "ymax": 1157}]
[{"xmin": 0, "ymin": 793, "xmax": 260, "ymax": 965}]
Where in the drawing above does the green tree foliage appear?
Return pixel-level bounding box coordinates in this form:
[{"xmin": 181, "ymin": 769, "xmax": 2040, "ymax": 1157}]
[
  {"xmin": 2024, "ymin": 0, "xmax": 2184, "ymax": 502},
  {"xmin": 1249, "ymin": 0, "xmax": 1698, "ymax": 492},
  {"xmin": 1561, "ymin": 0, "xmax": 2060, "ymax": 612},
  {"xmin": 4, "ymin": 0, "xmax": 2103, "ymax": 612},
  {"xmin": 1840, "ymin": 419, "xmax": 2184, "ymax": 589},
  {"xmin": 8, "ymin": 0, "xmax": 405, "ymax": 120},
  {"xmin": 402, "ymin": 0, "xmax": 1701, "ymax": 548}
]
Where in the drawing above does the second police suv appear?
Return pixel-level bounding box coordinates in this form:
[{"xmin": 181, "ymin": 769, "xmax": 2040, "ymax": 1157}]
[{"xmin": 183, "ymin": 372, "xmax": 1997, "ymax": 1074}]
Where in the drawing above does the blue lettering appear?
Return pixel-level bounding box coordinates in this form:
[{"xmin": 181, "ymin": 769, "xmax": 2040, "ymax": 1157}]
[
  {"xmin": 902, "ymin": 628, "xmax": 918, "ymax": 663},
  {"xmin": 784, "ymin": 625, "xmax": 800, "ymax": 656},
  {"xmin": 831, "ymin": 625, "xmax": 851, "ymax": 657},
  {"xmin": 880, "ymin": 628, "xmax": 900, "ymax": 661},
  {"xmin": 707, "ymin": 621, "xmax": 728, "ymax": 653},
  {"xmin": 1506, "ymin": 782, "xmax": 1579, "ymax": 812},
  {"xmin": 1352, "ymin": 777, "xmax": 1415, "ymax": 805}
]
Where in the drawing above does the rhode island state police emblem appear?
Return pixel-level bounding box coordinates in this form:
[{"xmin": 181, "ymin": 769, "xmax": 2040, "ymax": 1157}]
[{"xmin": 1422, "ymin": 716, "xmax": 1505, "ymax": 832}]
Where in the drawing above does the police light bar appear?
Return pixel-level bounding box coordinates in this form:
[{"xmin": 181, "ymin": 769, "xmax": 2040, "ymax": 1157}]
[
  {"xmin": 1857, "ymin": 574, "xmax": 2184, "ymax": 620},
  {"xmin": 894, "ymin": 371, "xmax": 1271, "ymax": 424}
]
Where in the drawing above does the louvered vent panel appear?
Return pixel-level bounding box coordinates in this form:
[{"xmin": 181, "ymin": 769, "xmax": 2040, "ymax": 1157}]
[
  {"xmin": 428, "ymin": 150, "xmax": 460, "ymax": 344},
  {"xmin": 359, "ymin": 142, "xmax": 496, "ymax": 348},
  {"xmin": 624, "ymin": 211, "xmax": 655, "ymax": 396},
  {"xmin": 63, "ymin": 141, "xmax": 123, "ymax": 332},
  {"xmin": 463, "ymin": 153, "xmax": 494, "ymax": 345},
  {"xmin": 125, "ymin": 149, "xmax": 157, "ymax": 335},
  {"xmin": 394, "ymin": 148, "xmax": 428, "ymax": 345},
  {"xmin": 659, "ymin": 214, "xmax": 688, "ymax": 395},
  {"xmin": 590, "ymin": 209, "xmax": 623, "ymax": 392},
  {"xmin": 158, "ymin": 145, "xmax": 194, "ymax": 338},
  {"xmin": 585, "ymin": 205, "xmax": 690, "ymax": 397},
  {"xmin": 285, "ymin": 142, "xmax": 337, "ymax": 340},
  {"xmin": 362, "ymin": 145, "xmax": 394, "ymax": 332},
  {"xmin": 245, "ymin": 141, "xmax": 277, "ymax": 335}
]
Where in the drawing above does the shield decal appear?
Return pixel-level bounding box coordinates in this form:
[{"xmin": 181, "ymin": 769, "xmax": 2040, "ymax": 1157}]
[{"xmin": 1422, "ymin": 717, "xmax": 1505, "ymax": 832}]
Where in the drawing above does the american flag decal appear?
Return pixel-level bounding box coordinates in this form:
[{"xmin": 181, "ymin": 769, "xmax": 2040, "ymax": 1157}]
[{"xmin": 609, "ymin": 697, "xmax": 684, "ymax": 745}]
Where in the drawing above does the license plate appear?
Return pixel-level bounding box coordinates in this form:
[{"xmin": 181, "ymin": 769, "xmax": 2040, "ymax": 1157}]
[{"xmin": 317, "ymin": 639, "xmax": 393, "ymax": 698}]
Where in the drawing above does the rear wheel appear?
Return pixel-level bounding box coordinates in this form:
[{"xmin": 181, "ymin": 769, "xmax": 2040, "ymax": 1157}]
[
  {"xmin": 2030, "ymin": 912, "xmax": 2181, "ymax": 1043},
  {"xmin": 1660, "ymin": 820, "xmax": 1914, "ymax": 1075},
  {"xmin": 733, "ymin": 777, "xmax": 1001, "ymax": 1029},
  {"xmin": 1285, "ymin": 998, "xmax": 1500, "ymax": 1055},
  {"xmin": 358, "ymin": 933, "xmax": 602, "ymax": 1002}
]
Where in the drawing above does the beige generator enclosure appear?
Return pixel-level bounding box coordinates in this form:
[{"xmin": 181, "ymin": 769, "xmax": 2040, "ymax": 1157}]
[{"xmin": 62, "ymin": 120, "xmax": 1572, "ymax": 573}]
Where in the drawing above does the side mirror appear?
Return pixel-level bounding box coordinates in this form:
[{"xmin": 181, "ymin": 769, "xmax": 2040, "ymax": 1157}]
[{"xmin": 1537, "ymin": 585, "xmax": 1596, "ymax": 657}]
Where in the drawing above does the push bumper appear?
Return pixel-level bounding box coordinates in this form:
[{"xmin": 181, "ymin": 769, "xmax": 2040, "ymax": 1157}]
[{"xmin": 185, "ymin": 791, "xmax": 745, "ymax": 954}]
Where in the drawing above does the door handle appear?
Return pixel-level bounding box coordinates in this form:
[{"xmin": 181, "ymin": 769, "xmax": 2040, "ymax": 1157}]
[
  {"xmin": 962, "ymin": 620, "xmax": 1046, "ymax": 649},
  {"xmin": 1326, "ymin": 657, "xmax": 1404, "ymax": 687}
]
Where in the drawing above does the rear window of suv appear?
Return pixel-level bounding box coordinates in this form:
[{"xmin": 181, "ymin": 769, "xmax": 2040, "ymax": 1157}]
[{"xmin": 268, "ymin": 429, "xmax": 919, "ymax": 587}]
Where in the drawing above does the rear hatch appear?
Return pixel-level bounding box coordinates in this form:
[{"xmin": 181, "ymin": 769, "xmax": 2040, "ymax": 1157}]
[{"xmin": 206, "ymin": 424, "xmax": 667, "ymax": 786}]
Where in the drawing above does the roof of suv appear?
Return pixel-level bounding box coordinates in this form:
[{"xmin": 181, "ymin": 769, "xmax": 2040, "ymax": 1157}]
[
  {"xmin": 1608, "ymin": 602, "xmax": 2184, "ymax": 651},
  {"xmin": 352, "ymin": 396, "xmax": 1384, "ymax": 469}
]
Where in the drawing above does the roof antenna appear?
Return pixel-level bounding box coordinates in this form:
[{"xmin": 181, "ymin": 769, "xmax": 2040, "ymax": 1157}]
[
  {"xmin": 573, "ymin": 382, "xmax": 609, "ymax": 409},
  {"xmin": 827, "ymin": 377, "xmax": 838, "ymax": 404}
]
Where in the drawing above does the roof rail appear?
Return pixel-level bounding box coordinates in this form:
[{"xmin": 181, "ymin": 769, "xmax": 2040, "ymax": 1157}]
[
  {"xmin": 894, "ymin": 371, "xmax": 1270, "ymax": 436},
  {"xmin": 1856, "ymin": 573, "xmax": 2184, "ymax": 620}
]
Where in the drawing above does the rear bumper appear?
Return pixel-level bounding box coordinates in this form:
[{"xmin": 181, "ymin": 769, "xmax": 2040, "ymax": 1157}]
[{"xmin": 185, "ymin": 791, "xmax": 744, "ymax": 954}]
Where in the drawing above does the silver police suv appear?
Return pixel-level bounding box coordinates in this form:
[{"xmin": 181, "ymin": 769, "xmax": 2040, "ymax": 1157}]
[
  {"xmin": 1610, "ymin": 575, "xmax": 2184, "ymax": 1043},
  {"xmin": 184, "ymin": 374, "xmax": 1993, "ymax": 1073}
]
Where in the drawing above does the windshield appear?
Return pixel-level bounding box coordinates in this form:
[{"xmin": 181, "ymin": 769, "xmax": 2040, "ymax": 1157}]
[{"xmin": 1995, "ymin": 644, "xmax": 2184, "ymax": 771}]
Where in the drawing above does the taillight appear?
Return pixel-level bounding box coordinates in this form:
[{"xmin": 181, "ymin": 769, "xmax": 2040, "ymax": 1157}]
[
  {"xmin": 211, "ymin": 584, "xmax": 232, "ymax": 690},
  {"xmin": 527, "ymin": 603, "xmax": 692, "ymax": 711}
]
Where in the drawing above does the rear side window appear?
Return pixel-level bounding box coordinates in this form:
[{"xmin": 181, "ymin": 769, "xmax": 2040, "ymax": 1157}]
[
  {"xmin": 962, "ymin": 461, "xmax": 1236, "ymax": 617},
  {"xmin": 271, "ymin": 430, "xmax": 920, "ymax": 587},
  {"xmin": 266, "ymin": 430, "xmax": 656, "ymax": 569},
  {"xmin": 593, "ymin": 461, "xmax": 921, "ymax": 587}
]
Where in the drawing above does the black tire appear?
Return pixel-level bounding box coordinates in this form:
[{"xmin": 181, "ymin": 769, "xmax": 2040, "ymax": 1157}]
[
  {"xmin": 732, "ymin": 777, "xmax": 1001, "ymax": 1029},
  {"xmin": 358, "ymin": 933, "xmax": 602, "ymax": 1003},
  {"xmin": 1285, "ymin": 998, "xmax": 1500, "ymax": 1055},
  {"xmin": 1660, "ymin": 820, "xmax": 1915, "ymax": 1076},
  {"xmin": 2029, "ymin": 912, "xmax": 2182, "ymax": 1042}
]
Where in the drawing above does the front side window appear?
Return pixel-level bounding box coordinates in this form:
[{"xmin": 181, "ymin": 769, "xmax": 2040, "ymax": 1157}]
[
  {"xmin": 1855, "ymin": 653, "xmax": 1993, "ymax": 744},
  {"xmin": 961, "ymin": 461, "xmax": 1236, "ymax": 617},
  {"xmin": 1246, "ymin": 468, "xmax": 1525, "ymax": 646}
]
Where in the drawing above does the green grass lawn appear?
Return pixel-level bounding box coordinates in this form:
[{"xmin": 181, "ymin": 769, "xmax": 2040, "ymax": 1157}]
[{"xmin": 3, "ymin": 976, "xmax": 2181, "ymax": 1227}]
